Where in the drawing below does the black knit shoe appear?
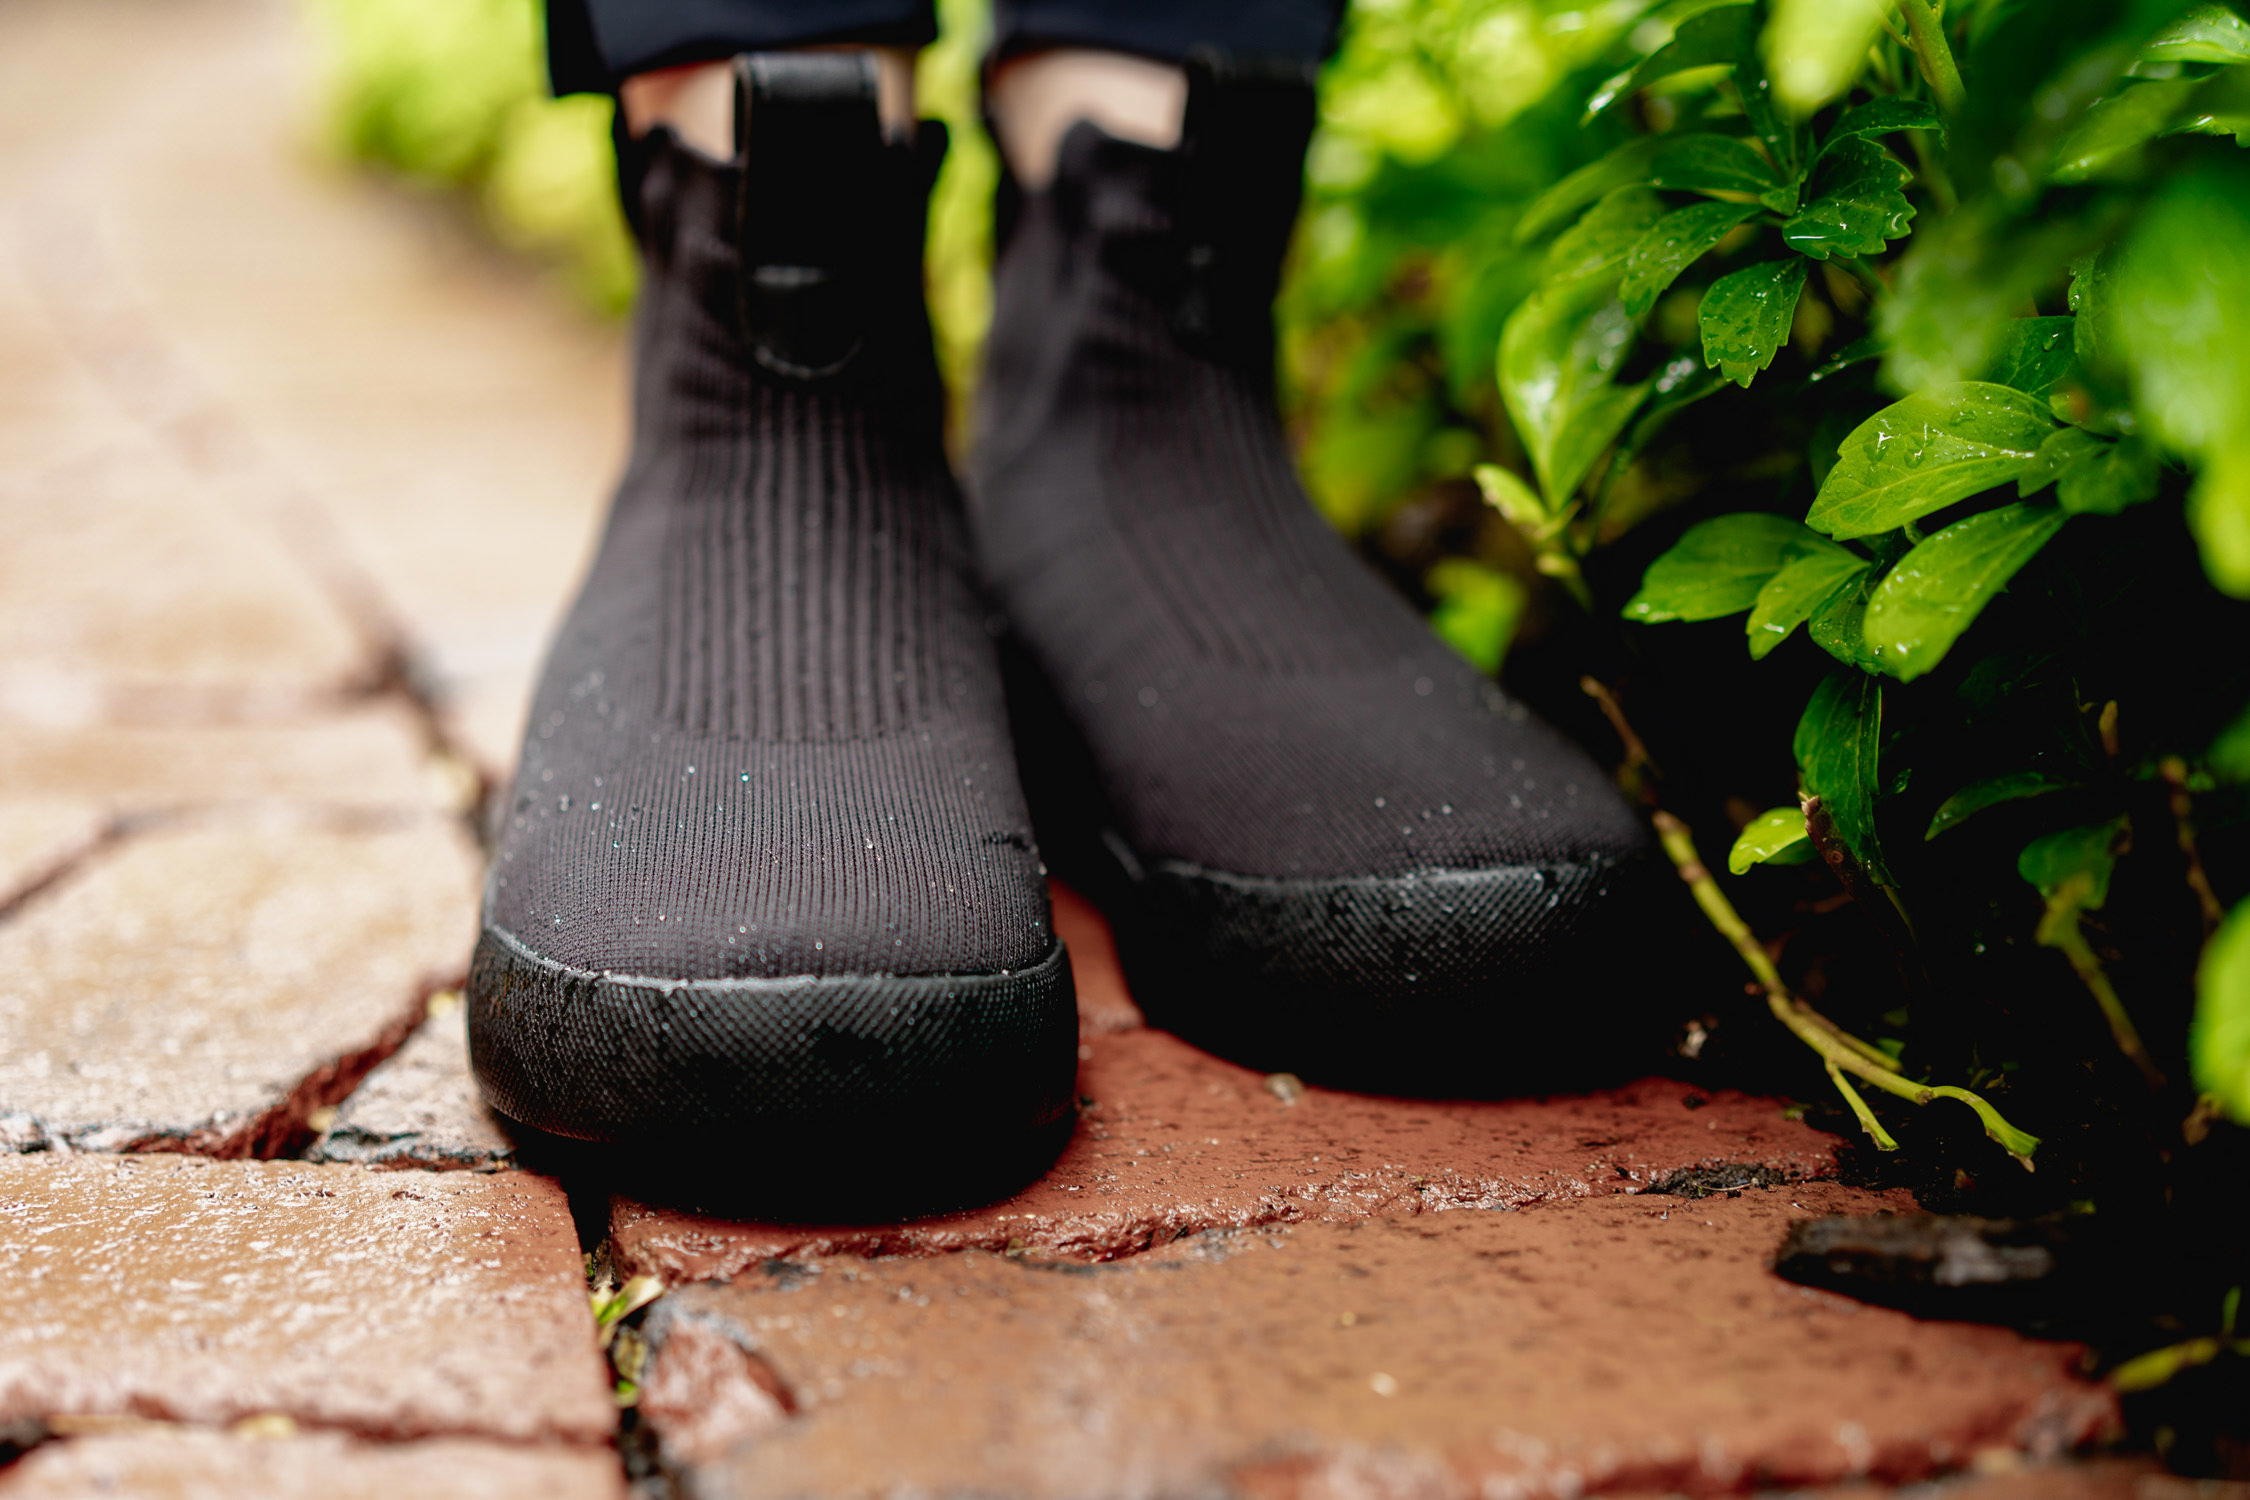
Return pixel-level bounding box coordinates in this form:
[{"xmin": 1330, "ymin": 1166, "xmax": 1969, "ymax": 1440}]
[
  {"xmin": 470, "ymin": 56, "xmax": 1076, "ymax": 1201},
  {"xmin": 969, "ymin": 58, "xmax": 1653, "ymax": 1092}
]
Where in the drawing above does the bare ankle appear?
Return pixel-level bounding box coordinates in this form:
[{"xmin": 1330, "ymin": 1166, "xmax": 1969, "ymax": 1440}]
[
  {"xmin": 988, "ymin": 49, "xmax": 1186, "ymax": 188},
  {"xmin": 620, "ymin": 48, "xmax": 918, "ymax": 163}
]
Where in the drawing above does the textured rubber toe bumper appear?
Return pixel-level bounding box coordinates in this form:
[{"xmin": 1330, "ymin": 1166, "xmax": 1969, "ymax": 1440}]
[
  {"xmin": 1107, "ymin": 845, "xmax": 1655, "ymax": 1093},
  {"xmin": 468, "ymin": 918, "xmax": 1079, "ymax": 1177}
]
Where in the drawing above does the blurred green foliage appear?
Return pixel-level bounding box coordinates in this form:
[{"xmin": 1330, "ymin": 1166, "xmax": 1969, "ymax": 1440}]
[
  {"xmin": 300, "ymin": 0, "xmax": 997, "ymax": 379},
  {"xmin": 306, "ymin": 0, "xmax": 636, "ymax": 310}
]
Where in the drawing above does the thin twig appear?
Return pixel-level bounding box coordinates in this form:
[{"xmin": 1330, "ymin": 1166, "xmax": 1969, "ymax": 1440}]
[
  {"xmin": 1653, "ymin": 810, "xmax": 2041, "ymax": 1165},
  {"xmin": 1582, "ymin": 676, "xmax": 1662, "ymax": 802},
  {"xmin": 2038, "ymin": 904, "xmax": 2166, "ymax": 1091},
  {"xmin": 2160, "ymin": 756, "xmax": 2227, "ymax": 935}
]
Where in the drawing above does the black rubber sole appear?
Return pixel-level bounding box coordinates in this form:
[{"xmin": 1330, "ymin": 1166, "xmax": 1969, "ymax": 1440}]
[
  {"xmin": 1093, "ymin": 832, "xmax": 1660, "ymax": 1094},
  {"xmin": 999, "ymin": 642, "xmax": 1662, "ymax": 1095},
  {"xmin": 467, "ymin": 919, "xmax": 1080, "ymax": 1210}
]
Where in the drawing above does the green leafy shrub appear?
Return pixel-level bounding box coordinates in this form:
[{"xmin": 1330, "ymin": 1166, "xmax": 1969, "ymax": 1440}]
[{"xmin": 1480, "ymin": 0, "xmax": 2250, "ymax": 1155}]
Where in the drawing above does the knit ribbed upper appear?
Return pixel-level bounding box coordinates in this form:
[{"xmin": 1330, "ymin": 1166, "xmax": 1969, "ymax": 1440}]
[
  {"xmin": 485, "ymin": 124, "xmax": 1052, "ymax": 982},
  {"xmin": 971, "ymin": 122, "xmax": 1647, "ymax": 882}
]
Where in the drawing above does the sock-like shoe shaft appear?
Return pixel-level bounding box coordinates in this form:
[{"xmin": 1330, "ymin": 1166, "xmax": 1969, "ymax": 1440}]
[
  {"xmin": 486, "ymin": 60, "xmax": 1052, "ymax": 985},
  {"xmin": 970, "ymin": 85, "xmax": 1647, "ymax": 887}
]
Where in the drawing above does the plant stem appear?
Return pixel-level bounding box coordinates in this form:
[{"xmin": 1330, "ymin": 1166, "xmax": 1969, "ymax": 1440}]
[
  {"xmin": 2038, "ymin": 907, "xmax": 2165, "ymax": 1091},
  {"xmin": 1826, "ymin": 1062, "xmax": 1900, "ymax": 1150},
  {"xmin": 1581, "ymin": 676, "xmax": 1661, "ymax": 799},
  {"xmin": 2160, "ymin": 756, "xmax": 2227, "ymax": 935},
  {"xmin": 1652, "ymin": 810, "xmax": 2041, "ymax": 1166},
  {"xmin": 1896, "ymin": 0, "xmax": 1966, "ymax": 115},
  {"xmin": 1907, "ymin": 131, "xmax": 1958, "ymax": 214},
  {"xmin": 1535, "ymin": 547, "xmax": 1595, "ymax": 613}
]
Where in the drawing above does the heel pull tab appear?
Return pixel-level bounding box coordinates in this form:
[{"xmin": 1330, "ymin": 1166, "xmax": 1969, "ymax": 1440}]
[
  {"xmin": 733, "ymin": 53, "xmax": 888, "ymax": 381},
  {"xmin": 1173, "ymin": 50, "xmax": 1319, "ymax": 357}
]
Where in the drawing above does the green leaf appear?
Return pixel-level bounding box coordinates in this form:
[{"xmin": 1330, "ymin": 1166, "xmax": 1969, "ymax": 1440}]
[
  {"xmin": 1927, "ymin": 770, "xmax": 2080, "ymax": 837},
  {"xmin": 1651, "ymin": 133, "xmax": 1794, "ymax": 205},
  {"xmin": 1516, "ymin": 138, "xmax": 1663, "ymax": 243},
  {"xmin": 2051, "ymin": 77, "xmax": 2208, "ymax": 183},
  {"xmin": 1820, "ymin": 97, "xmax": 1944, "ymax": 151},
  {"xmin": 2193, "ymin": 443, "xmax": 2250, "ymax": 596},
  {"xmin": 2019, "ymin": 817, "xmax": 2128, "ymax": 911},
  {"xmin": 1795, "ymin": 670, "xmax": 1891, "ymax": 885},
  {"xmin": 1807, "ymin": 383, "xmax": 2059, "ymax": 538},
  {"xmin": 2015, "ymin": 426, "xmax": 2100, "ymax": 498},
  {"xmin": 1544, "ymin": 188, "xmax": 1669, "ymax": 281},
  {"xmin": 1862, "ymin": 503, "xmax": 2071, "ymax": 681},
  {"xmin": 1807, "ymin": 563, "xmax": 1884, "ymax": 671},
  {"xmin": 2193, "ymin": 898, "xmax": 2250, "ymax": 1123},
  {"xmin": 1729, "ymin": 805, "xmax": 1815, "ymax": 873},
  {"xmin": 1499, "ymin": 276, "xmax": 1648, "ymax": 503},
  {"xmin": 2058, "ymin": 437, "xmax": 2159, "ymax": 515},
  {"xmin": 1781, "ymin": 138, "xmax": 1915, "ymax": 260},
  {"xmin": 1624, "ymin": 512, "xmax": 1816, "ymax": 622},
  {"xmin": 1620, "ymin": 201, "xmax": 1762, "ymax": 319},
  {"xmin": 2112, "ymin": 163, "xmax": 2250, "ymax": 458},
  {"xmin": 2145, "ymin": 3, "xmax": 2250, "ymax": 64},
  {"xmin": 1983, "ymin": 317, "xmax": 2079, "ymax": 398},
  {"xmin": 1472, "ymin": 462, "xmax": 1547, "ymax": 531},
  {"xmin": 1699, "ymin": 258, "xmax": 1807, "ymax": 386},
  {"xmin": 1764, "ymin": 0, "xmax": 1894, "ymax": 116},
  {"xmin": 2111, "ymin": 162, "xmax": 2250, "ymax": 593},
  {"xmin": 1499, "ymin": 191, "xmax": 1665, "ymax": 507},
  {"xmin": 1808, "ymin": 333, "xmax": 1883, "ymax": 383},
  {"xmin": 1882, "ymin": 210, "xmax": 2113, "ymax": 393},
  {"xmin": 1747, "ymin": 545, "xmax": 1869, "ymax": 658},
  {"xmin": 1586, "ymin": 4, "xmax": 1756, "ymax": 120}
]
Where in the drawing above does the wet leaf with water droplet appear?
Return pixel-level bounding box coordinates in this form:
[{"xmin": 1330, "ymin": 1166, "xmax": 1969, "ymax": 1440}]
[
  {"xmin": 1807, "ymin": 382, "xmax": 2057, "ymax": 538},
  {"xmin": 1982, "ymin": 316, "xmax": 2080, "ymax": 397},
  {"xmin": 1620, "ymin": 201, "xmax": 1761, "ymax": 319},
  {"xmin": 1729, "ymin": 805, "xmax": 1815, "ymax": 874},
  {"xmin": 1781, "ymin": 139, "xmax": 1914, "ymax": 261},
  {"xmin": 1698, "ymin": 257, "xmax": 1807, "ymax": 387},
  {"xmin": 1862, "ymin": 502, "xmax": 2070, "ymax": 681},
  {"xmin": 1651, "ymin": 133, "xmax": 1793, "ymax": 204},
  {"xmin": 2145, "ymin": 3, "xmax": 2250, "ymax": 65},
  {"xmin": 1818, "ymin": 97, "xmax": 1943, "ymax": 153},
  {"xmin": 1584, "ymin": 4, "xmax": 1756, "ymax": 122},
  {"xmin": 1624, "ymin": 512, "xmax": 1816, "ymax": 622},
  {"xmin": 1499, "ymin": 208, "xmax": 1652, "ymax": 501},
  {"xmin": 1747, "ymin": 543, "xmax": 1868, "ymax": 659}
]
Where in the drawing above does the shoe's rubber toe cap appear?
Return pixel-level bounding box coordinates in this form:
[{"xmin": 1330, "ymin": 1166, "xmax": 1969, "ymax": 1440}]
[{"xmin": 1112, "ymin": 843, "xmax": 1660, "ymax": 1093}]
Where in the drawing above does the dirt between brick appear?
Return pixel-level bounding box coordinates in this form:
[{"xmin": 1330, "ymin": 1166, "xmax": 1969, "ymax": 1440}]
[{"xmin": 0, "ymin": 815, "xmax": 478, "ymax": 1154}]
